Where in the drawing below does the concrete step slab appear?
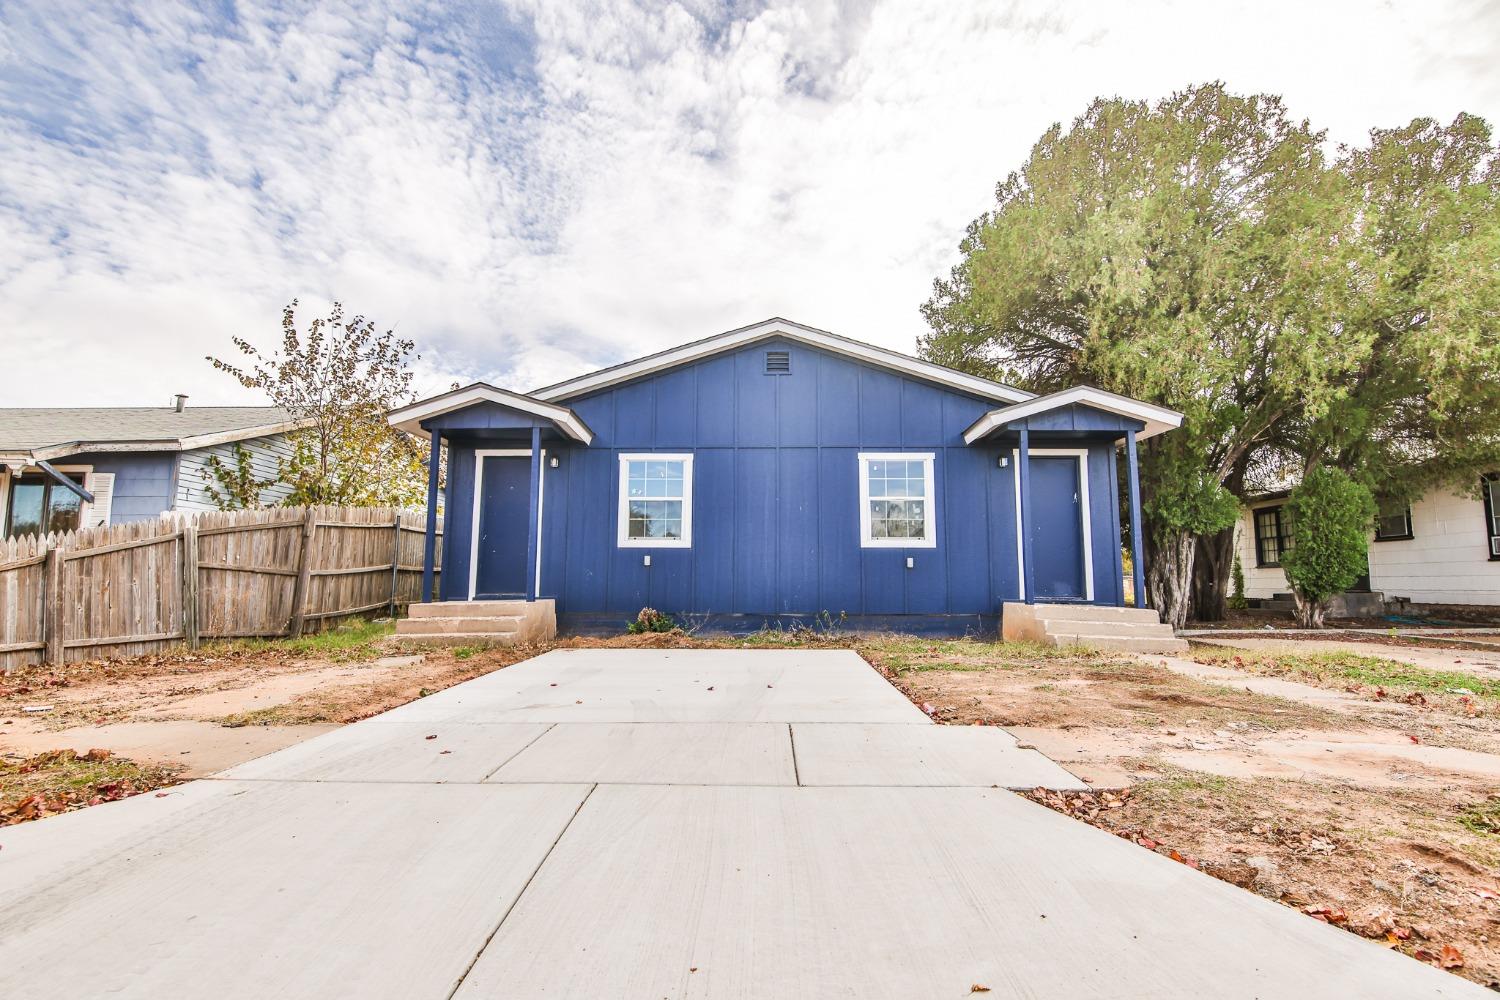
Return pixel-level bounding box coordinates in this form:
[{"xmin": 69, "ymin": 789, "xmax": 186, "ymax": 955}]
[
  {"xmin": 1049, "ymin": 632, "xmax": 1190, "ymax": 654},
  {"xmin": 1020, "ymin": 603, "xmax": 1163, "ymax": 624},
  {"xmin": 397, "ymin": 616, "xmax": 522, "ymax": 635},
  {"xmin": 791, "ymin": 723, "xmax": 1088, "ymax": 790},
  {"xmin": 408, "ymin": 600, "xmax": 531, "ymax": 619},
  {"xmin": 218, "ymin": 722, "xmax": 551, "ymax": 783},
  {"xmin": 452, "ymin": 785, "xmax": 1469, "ymax": 999},
  {"xmin": 0, "ymin": 781, "xmax": 592, "ymax": 1000},
  {"xmin": 489, "ymin": 722, "xmax": 797, "ymax": 786},
  {"xmin": 1039, "ymin": 619, "xmax": 1179, "ymax": 638}
]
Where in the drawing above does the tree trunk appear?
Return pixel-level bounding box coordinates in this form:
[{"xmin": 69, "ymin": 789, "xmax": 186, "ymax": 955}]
[
  {"xmin": 1291, "ymin": 590, "xmax": 1328, "ymax": 628},
  {"xmin": 1146, "ymin": 527, "xmax": 1196, "ymax": 630},
  {"xmin": 1191, "ymin": 528, "xmax": 1235, "ymax": 622}
]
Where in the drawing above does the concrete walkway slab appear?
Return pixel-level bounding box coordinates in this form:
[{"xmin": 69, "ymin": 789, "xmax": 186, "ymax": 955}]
[
  {"xmin": 218, "ymin": 721, "xmax": 552, "ymax": 782},
  {"xmin": 792, "ymin": 722, "xmax": 1089, "ymax": 789},
  {"xmin": 455, "ymin": 784, "xmax": 1479, "ymax": 999},
  {"xmin": 370, "ymin": 649, "xmax": 928, "ymax": 724},
  {"xmin": 489, "ymin": 722, "xmax": 796, "ymax": 786},
  {"xmin": 0, "ymin": 780, "xmax": 591, "ymax": 1000}
]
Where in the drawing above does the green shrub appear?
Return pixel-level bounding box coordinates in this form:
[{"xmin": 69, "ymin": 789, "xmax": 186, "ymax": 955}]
[
  {"xmin": 1228, "ymin": 553, "xmax": 1249, "ymax": 611},
  {"xmin": 627, "ymin": 607, "xmax": 677, "ymax": 634},
  {"xmin": 1280, "ymin": 467, "xmax": 1375, "ymax": 627}
]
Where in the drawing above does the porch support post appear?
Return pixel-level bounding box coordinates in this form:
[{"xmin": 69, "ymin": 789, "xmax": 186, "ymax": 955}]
[
  {"xmin": 525, "ymin": 426, "xmax": 541, "ymax": 602},
  {"xmin": 1107, "ymin": 439, "xmax": 1125, "ymax": 607},
  {"xmin": 1017, "ymin": 426, "xmax": 1035, "ymax": 605},
  {"xmin": 421, "ymin": 430, "xmax": 442, "ymax": 604},
  {"xmin": 1125, "ymin": 429, "xmax": 1147, "ymax": 609}
]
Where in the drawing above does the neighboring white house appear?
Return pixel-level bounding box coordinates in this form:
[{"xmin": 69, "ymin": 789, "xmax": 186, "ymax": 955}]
[{"xmin": 1235, "ymin": 475, "xmax": 1500, "ymax": 611}]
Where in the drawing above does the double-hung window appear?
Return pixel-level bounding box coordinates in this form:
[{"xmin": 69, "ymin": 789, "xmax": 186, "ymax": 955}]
[
  {"xmin": 858, "ymin": 453, "xmax": 936, "ymax": 548},
  {"xmin": 3, "ymin": 472, "xmax": 85, "ymax": 538},
  {"xmin": 1253, "ymin": 505, "xmax": 1293, "ymax": 567},
  {"xmin": 617, "ymin": 454, "xmax": 693, "ymax": 547},
  {"xmin": 1373, "ymin": 497, "xmax": 1414, "ymax": 541}
]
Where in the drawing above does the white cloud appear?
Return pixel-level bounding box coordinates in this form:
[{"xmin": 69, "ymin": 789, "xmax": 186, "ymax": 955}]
[{"xmin": 0, "ymin": 0, "xmax": 1496, "ymax": 405}]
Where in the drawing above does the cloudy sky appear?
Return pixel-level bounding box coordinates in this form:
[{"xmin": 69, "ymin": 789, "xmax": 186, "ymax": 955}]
[{"xmin": 2, "ymin": 0, "xmax": 1497, "ymax": 406}]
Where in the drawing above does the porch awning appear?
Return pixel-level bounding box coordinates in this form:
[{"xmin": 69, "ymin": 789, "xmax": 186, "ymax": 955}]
[
  {"xmin": 962, "ymin": 386, "xmax": 1182, "ymax": 445},
  {"xmin": 388, "ymin": 383, "xmax": 594, "ymax": 445}
]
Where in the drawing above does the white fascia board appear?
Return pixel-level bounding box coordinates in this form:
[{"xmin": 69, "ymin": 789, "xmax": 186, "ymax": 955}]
[
  {"xmin": 529, "ymin": 319, "xmax": 1033, "ymax": 405},
  {"xmin": 388, "ymin": 384, "xmax": 594, "ymax": 445},
  {"xmin": 962, "ymin": 386, "xmax": 1184, "ymax": 445}
]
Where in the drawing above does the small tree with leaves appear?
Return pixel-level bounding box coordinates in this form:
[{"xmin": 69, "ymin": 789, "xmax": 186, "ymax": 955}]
[
  {"xmin": 209, "ymin": 300, "xmax": 430, "ymax": 507},
  {"xmin": 202, "ymin": 442, "xmax": 280, "ymax": 510},
  {"xmin": 1280, "ymin": 467, "xmax": 1375, "ymax": 628}
]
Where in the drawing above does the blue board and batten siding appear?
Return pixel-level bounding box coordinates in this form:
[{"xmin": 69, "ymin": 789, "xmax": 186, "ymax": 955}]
[{"xmin": 435, "ymin": 340, "xmax": 1130, "ymax": 624}]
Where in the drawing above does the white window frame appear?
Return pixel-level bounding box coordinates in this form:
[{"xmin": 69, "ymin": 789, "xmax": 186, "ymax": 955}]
[
  {"xmin": 1012, "ymin": 447, "xmax": 1094, "ymax": 602},
  {"xmin": 469, "ymin": 449, "xmax": 535, "ymax": 600},
  {"xmin": 617, "ymin": 453, "xmax": 693, "ymax": 548},
  {"xmin": 858, "ymin": 452, "xmax": 937, "ymax": 549}
]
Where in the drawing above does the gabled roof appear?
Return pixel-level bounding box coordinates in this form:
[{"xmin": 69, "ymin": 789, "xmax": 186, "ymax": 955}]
[
  {"xmin": 0, "ymin": 406, "xmax": 310, "ymax": 466},
  {"xmin": 962, "ymin": 386, "xmax": 1183, "ymax": 444},
  {"xmin": 529, "ymin": 318, "xmax": 1033, "ymax": 404},
  {"xmin": 387, "ymin": 383, "xmax": 594, "ymax": 444}
]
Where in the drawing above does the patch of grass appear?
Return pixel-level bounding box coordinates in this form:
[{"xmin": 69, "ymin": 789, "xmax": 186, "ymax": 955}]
[
  {"xmin": 856, "ymin": 635, "xmax": 1082, "ymax": 675},
  {"xmin": 218, "ymin": 704, "xmax": 330, "ymax": 727},
  {"xmin": 451, "ymin": 645, "xmax": 485, "ymax": 660},
  {"xmin": 1459, "ymin": 797, "xmax": 1500, "ymax": 836},
  {"xmin": 204, "ymin": 617, "xmax": 395, "ymax": 663},
  {"xmin": 2, "ymin": 749, "xmax": 184, "ymax": 825},
  {"xmin": 1192, "ymin": 645, "xmax": 1500, "ymax": 707}
]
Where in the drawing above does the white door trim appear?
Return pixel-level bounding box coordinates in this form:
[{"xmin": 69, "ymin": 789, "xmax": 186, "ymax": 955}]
[
  {"xmin": 470, "ymin": 449, "xmax": 532, "ymax": 601},
  {"xmin": 1012, "ymin": 447, "xmax": 1094, "ymax": 602}
]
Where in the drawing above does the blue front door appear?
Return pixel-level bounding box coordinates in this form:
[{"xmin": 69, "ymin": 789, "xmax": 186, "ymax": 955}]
[
  {"xmin": 1029, "ymin": 455, "xmax": 1087, "ymax": 601},
  {"xmin": 475, "ymin": 455, "xmax": 530, "ymax": 599}
]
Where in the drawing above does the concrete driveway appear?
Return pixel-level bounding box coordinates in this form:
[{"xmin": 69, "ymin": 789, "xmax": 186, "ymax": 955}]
[{"xmin": 0, "ymin": 649, "xmax": 1483, "ymax": 998}]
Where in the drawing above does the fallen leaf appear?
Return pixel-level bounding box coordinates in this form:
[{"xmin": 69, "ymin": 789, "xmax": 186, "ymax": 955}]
[
  {"xmin": 1473, "ymin": 888, "xmax": 1499, "ymax": 901},
  {"xmin": 1439, "ymin": 944, "xmax": 1464, "ymax": 969},
  {"xmin": 970, "ymin": 987, "xmax": 991, "ymax": 994},
  {"xmin": 1406, "ymin": 734, "xmax": 1420, "ymax": 744},
  {"xmin": 425, "ymin": 734, "xmax": 437, "ymax": 741}
]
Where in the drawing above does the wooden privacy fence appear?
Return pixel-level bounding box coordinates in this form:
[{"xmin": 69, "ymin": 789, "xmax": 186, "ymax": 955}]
[{"xmin": 0, "ymin": 506, "xmax": 442, "ymax": 670}]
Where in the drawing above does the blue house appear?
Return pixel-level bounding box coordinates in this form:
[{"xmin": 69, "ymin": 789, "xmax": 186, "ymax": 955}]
[
  {"xmin": 0, "ymin": 400, "xmax": 306, "ymax": 538},
  {"xmin": 389, "ymin": 319, "xmax": 1183, "ymax": 639}
]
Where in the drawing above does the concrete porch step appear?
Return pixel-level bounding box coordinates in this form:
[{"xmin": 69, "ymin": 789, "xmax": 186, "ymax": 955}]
[
  {"xmin": 408, "ymin": 600, "xmax": 530, "ymax": 619},
  {"xmin": 1038, "ymin": 619, "xmax": 1178, "ymax": 638},
  {"xmin": 397, "ymin": 616, "xmax": 522, "ymax": 635},
  {"xmin": 1024, "ymin": 604, "xmax": 1163, "ymax": 625},
  {"xmin": 388, "ymin": 632, "xmax": 525, "ymax": 648},
  {"xmin": 1046, "ymin": 631, "xmax": 1190, "ymax": 654}
]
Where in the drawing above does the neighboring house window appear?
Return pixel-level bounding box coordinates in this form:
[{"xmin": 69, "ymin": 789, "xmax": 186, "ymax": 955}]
[
  {"xmin": 1484, "ymin": 474, "xmax": 1500, "ymax": 560},
  {"xmin": 617, "ymin": 454, "xmax": 693, "ymax": 547},
  {"xmin": 1253, "ymin": 505, "xmax": 1293, "ymax": 567},
  {"xmin": 1373, "ymin": 497, "xmax": 1413, "ymax": 541},
  {"xmin": 858, "ymin": 453, "xmax": 937, "ymax": 548},
  {"xmin": 3, "ymin": 472, "xmax": 84, "ymax": 538}
]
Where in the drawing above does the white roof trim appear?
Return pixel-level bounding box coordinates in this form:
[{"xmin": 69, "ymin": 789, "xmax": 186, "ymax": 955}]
[
  {"xmin": 3, "ymin": 419, "xmax": 315, "ymax": 464},
  {"xmin": 530, "ymin": 318, "xmax": 1033, "ymax": 405},
  {"xmin": 388, "ymin": 383, "xmax": 594, "ymax": 445},
  {"xmin": 962, "ymin": 386, "xmax": 1183, "ymax": 444}
]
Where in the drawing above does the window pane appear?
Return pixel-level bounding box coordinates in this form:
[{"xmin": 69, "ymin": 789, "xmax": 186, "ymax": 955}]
[
  {"xmin": 7, "ymin": 480, "xmax": 44, "ymax": 537},
  {"xmin": 907, "ymin": 460, "xmax": 925, "ymax": 481},
  {"xmin": 1487, "ymin": 478, "xmax": 1500, "ymax": 537},
  {"xmin": 869, "ymin": 461, "xmax": 886, "ymax": 479},
  {"xmin": 628, "ymin": 461, "xmax": 647, "ymax": 480},
  {"xmin": 47, "ymin": 486, "xmax": 82, "ymax": 534},
  {"xmin": 905, "ymin": 519, "xmax": 925, "ymax": 540},
  {"xmin": 646, "ymin": 477, "xmax": 668, "ymax": 498}
]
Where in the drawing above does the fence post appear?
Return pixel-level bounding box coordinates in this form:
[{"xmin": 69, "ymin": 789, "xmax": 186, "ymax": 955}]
[
  {"xmin": 180, "ymin": 521, "xmax": 199, "ymax": 649},
  {"xmin": 287, "ymin": 508, "xmax": 318, "ymax": 637},
  {"xmin": 44, "ymin": 542, "xmax": 63, "ymax": 666},
  {"xmin": 388, "ymin": 514, "xmax": 402, "ymax": 618}
]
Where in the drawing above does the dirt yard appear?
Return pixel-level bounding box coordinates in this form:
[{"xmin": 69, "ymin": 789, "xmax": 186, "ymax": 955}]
[
  {"xmin": 5, "ymin": 621, "xmax": 1499, "ymax": 987},
  {"xmin": 870, "ymin": 634, "xmax": 1500, "ymax": 989}
]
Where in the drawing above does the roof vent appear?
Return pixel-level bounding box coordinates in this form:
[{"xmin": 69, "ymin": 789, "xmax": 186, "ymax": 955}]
[
  {"xmin": 173, "ymin": 394, "xmax": 189, "ymax": 412},
  {"xmin": 764, "ymin": 350, "xmax": 791, "ymax": 375}
]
